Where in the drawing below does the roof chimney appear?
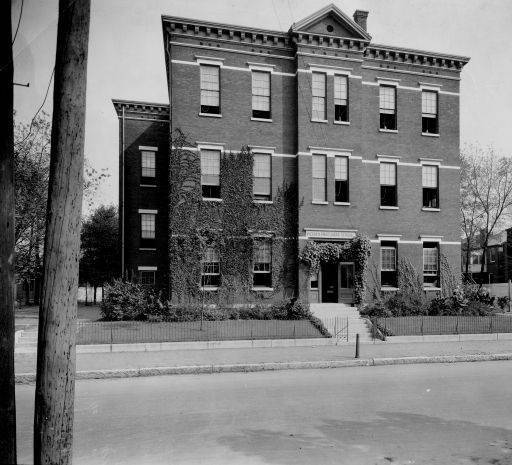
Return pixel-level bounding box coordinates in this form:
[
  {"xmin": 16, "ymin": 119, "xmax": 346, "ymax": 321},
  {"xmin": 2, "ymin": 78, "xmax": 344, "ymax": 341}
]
[{"xmin": 353, "ymin": 10, "xmax": 369, "ymax": 31}]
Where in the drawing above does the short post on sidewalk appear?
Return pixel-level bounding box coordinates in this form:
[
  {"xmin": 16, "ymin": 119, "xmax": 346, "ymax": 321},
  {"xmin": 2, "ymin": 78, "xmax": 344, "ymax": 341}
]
[{"xmin": 355, "ymin": 333, "xmax": 360, "ymax": 359}]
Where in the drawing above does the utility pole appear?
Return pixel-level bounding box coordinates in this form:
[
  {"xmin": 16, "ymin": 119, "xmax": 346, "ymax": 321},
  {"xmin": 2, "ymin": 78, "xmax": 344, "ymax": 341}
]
[
  {"xmin": 0, "ymin": 0, "xmax": 17, "ymax": 462},
  {"xmin": 34, "ymin": 1, "xmax": 90, "ymax": 464}
]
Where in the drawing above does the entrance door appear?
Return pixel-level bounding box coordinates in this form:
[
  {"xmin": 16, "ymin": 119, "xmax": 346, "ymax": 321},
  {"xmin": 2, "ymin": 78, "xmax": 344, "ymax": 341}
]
[
  {"xmin": 339, "ymin": 263, "xmax": 355, "ymax": 304},
  {"xmin": 321, "ymin": 263, "xmax": 338, "ymax": 303}
]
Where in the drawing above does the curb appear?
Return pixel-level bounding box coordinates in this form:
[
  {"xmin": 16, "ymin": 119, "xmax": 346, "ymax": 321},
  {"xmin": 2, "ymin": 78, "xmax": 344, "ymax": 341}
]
[{"xmin": 15, "ymin": 352, "xmax": 512, "ymax": 384}]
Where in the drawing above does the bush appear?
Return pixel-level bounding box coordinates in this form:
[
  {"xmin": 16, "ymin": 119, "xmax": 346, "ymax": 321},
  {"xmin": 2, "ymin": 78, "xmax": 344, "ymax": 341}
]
[
  {"xmin": 100, "ymin": 280, "xmax": 150, "ymax": 321},
  {"xmin": 497, "ymin": 296, "xmax": 510, "ymax": 310}
]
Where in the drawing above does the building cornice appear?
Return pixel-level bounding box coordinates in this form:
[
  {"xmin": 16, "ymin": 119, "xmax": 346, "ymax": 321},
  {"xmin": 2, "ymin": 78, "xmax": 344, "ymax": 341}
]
[
  {"xmin": 112, "ymin": 99, "xmax": 170, "ymax": 120},
  {"xmin": 365, "ymin": 43, "xmax": 470, "ymax": 71}
]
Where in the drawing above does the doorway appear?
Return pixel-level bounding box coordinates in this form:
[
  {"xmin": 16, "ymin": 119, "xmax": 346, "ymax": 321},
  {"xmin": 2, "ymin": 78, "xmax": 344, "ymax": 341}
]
[
  {"xmin": 339, "ymin": 263, "xmax": 355, "ymax": 304},
  {"xmin": 321, "ymin": 263, "xmax": 338, "ymax": 302}
]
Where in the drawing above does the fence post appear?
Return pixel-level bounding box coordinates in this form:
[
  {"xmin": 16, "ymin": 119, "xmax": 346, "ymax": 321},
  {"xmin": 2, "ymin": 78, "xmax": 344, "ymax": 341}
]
[
  {"xmin": 110, "ymin": 322, "xmax": 113, "ymax": 347},
  {"xmin": 293, "ymin": 324, "xmax": 296, "ymax": 340},
  {"xmin": 490, "ymin": 317, "xmax": 493, "ymax": 334},
  {"xmin": 509, "ymin": 279, "xmax": 511, "ymax": 313},
  {"xmin": 346, "ymin": 316, "xmax": 349, "ymax": 342},
  {"xmin": 355, "ymin": 333, "xmax": 360, "ymax": 359},
  {"xmin": 456, "ymin": 316, "xmax": 459, "ymax": 335},
  {"xmin": 421, "ymin": 317, "xmax": 424, "ymax": 337}
]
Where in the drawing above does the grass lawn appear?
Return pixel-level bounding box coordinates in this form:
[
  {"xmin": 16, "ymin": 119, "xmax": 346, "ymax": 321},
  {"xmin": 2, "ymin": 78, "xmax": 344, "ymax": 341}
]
[
  {"xmin": 374, "ymin": 315, "xmax": 512, "ymax": 336},
  {"xmin": 76, "ymin": 319, "xmax": 327, "ymax": 344}
]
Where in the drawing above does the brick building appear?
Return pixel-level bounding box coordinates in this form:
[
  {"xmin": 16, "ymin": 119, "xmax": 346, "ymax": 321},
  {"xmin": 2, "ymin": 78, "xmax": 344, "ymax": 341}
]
[{"xmin": 113, "ymin": 4, "xmax": 469, "ymax": 304}]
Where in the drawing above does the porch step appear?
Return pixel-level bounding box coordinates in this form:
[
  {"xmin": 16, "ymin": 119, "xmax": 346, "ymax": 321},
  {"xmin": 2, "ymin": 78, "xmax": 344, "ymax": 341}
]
[{"xmin": 310, "ymin": 303, "xmax": 373, "ymax": 342}]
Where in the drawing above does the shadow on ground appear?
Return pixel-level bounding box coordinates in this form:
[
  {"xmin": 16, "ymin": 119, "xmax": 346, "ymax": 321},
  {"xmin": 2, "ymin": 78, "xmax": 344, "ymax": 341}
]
[{"xmin": 218, "ymin": 411, "xmax": 512, "ymax": 465}]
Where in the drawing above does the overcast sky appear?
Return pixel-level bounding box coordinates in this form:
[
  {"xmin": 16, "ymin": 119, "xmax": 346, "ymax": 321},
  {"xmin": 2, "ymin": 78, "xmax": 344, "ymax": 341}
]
[{"xmin": 12, "ymin": 0, "xmax": 512, "ymax": 213}]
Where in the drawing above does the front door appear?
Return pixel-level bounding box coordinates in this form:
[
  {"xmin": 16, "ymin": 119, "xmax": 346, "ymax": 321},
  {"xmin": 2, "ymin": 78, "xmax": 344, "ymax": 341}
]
[
  {"xmin": 339, "ymin": 263, "xmax": 355, "ymax": 304},
  {"xmin": 321, "ymin": 263, "xmax": 338, "ymax": 303}
]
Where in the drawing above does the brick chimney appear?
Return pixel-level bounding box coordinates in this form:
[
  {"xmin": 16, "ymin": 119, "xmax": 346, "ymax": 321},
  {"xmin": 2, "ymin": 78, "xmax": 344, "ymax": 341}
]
[{"xmin": 353, "ymin": 10, "xmax": 369, "ymax": 31}]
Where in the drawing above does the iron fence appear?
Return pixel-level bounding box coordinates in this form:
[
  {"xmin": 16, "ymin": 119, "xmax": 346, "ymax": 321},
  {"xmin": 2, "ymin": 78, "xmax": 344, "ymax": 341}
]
[
  {"xmin": 76, "ymin": 319, "xmax": 327, "ymax": 345},
  {"xmin": 373, "ymin": 315, "xmax": 512, "ymax": 337}
]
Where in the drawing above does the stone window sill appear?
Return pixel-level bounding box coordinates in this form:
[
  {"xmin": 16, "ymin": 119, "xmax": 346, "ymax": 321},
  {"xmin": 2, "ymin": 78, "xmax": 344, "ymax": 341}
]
[
  {"xmin": 379, "ymin": 128, "xmax": 398, "ymax": 134},
  {"xmin": 253, "ymin": 199, "xmax": 273, "ymax": 204},
  {"xmin": 380, "ymin": 206, "xmax": 399, "ymax": 210},
  {"xmin": 251, "ymin": 117, "xmax": 273, "ymax": 123},
  {"xmin": 334, "ymin": 202, "xmax": 350, "ymax": 206},
  {"xmin": 198, "ymin": 112, "xmax": 222, "ymax": 118},
  {"xmin": 422, "ymin": 132, "xmax": 440, "ymax": 138},
  {"xmin": 203, "ymin": 197, "xmax": 222, "ymax": 202},
  {"xmin": 424, "ymin": 287, "xmax": 442, "ymax": 292},
  {"xmin": 381, "ymin": 287, "xmax": 399, "ymax": 292},
  {"xmin": 334, "ymin": 120, "xmax": 350, "ymax": 125},
  {"xmin": 139, "ymin": 248, "xmax": 157, "ymax": 251},
  {"xmin": 200, "ymin": 287, "xmax": 219, "ymax": 291},
  {"xmin": 422, "ymin": 207, "xmax": 440, "ymax": 212},
  {"xmin": 312, "ymin": 200, "xmax": 328, "ymax": 205},
  {"xmin": 252, "ymin": 287, "xmax": 274, "ymax": 292},
  {"xmin": 311, "ymin": 119, "xmax": 328, "ymax": 124},
  {"xmin": 140, "ymin": 184, "xmax": 157, "ymax": 188}
]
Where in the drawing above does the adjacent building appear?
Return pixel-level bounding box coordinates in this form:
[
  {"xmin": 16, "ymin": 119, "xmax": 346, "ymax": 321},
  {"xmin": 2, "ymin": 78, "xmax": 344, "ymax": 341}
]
[{"xmin": 113, "ymin": 4, "xmax": 469, "ymax": 304}]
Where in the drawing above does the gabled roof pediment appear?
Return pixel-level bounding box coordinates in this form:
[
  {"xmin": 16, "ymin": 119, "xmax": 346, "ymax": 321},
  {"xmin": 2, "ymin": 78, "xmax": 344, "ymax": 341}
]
[{"xmin": 291, "ymin": 3, "xmax": 371, "ymax": 41}]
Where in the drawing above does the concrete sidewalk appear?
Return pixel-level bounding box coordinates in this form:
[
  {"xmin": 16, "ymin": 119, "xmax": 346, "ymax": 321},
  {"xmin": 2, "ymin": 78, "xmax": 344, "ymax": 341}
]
[{"xmin": 15, "ymin": 339, "xmax": 512, "ymax": 382}]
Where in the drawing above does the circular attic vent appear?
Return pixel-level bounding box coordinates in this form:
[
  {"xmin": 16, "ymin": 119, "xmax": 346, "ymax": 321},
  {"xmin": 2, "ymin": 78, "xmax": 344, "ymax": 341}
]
[{"xmin": 326, "ymin": 24, "xmax": 334, "ymax": 32}]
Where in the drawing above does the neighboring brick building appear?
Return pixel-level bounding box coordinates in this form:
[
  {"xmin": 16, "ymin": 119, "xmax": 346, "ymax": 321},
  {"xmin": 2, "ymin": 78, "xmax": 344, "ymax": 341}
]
[{"xmin": 113, "ymin": 4, "xmax": 469, "ymax": 304}]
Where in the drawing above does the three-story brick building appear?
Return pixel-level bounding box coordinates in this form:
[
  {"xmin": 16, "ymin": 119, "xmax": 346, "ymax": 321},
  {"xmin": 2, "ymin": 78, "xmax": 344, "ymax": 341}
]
[{"xmin": 113, "ymin": 4, "xmax": 469, "ymax": 304}]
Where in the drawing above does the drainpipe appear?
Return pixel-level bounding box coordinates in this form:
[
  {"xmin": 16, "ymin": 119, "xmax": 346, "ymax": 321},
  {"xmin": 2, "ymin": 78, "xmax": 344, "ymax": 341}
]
[{"xmin": 121, "ymin": 106, "xmax": 125, "ymax": 278}]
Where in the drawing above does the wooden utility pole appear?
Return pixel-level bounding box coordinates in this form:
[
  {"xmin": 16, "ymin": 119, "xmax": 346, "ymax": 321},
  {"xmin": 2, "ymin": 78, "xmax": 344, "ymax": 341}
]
[
  {"xmin": 34, "ymin": 1, "xmax": 90, "ymax": 464},
  {"xmin": 0, "ymin": 0, "xmax": 17, "ymax": 463}
]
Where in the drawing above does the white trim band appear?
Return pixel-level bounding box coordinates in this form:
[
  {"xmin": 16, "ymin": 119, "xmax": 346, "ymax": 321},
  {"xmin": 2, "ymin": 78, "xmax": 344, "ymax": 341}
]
[
  {"xmin": 138, "ymin": 209, "xmax": 158, "ymax": 214},
  {"xmin": 138, "ymin": 266, "xmax": 157, "ymax": 271}
]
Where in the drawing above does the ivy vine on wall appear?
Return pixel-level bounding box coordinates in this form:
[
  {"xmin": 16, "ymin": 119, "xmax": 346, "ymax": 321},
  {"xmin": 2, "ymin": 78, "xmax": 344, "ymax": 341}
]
[
  {"xmin": 298, "ymin": 235, "xmax": 372, "ymax": 305},
  {"xmin": 168, "ymin": 130, "xmax": 299, "ymax": 304}
]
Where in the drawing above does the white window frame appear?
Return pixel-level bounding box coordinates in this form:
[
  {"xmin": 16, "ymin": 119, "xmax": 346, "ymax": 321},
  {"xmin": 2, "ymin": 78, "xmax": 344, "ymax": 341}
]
[
  {"xmin": 253, "ymin": 152, "xmax": 272, "ymax": 201},
  {"xmin": 139, "ymin": 211, "xmax": 157, "ymax": 239},
  {"xmin": 200, "ymin": 148, "xmax": 221, "ymax": 200},
  {"xmin": 199, "ymin": 64, "xmax": 221, "ymax": 115},
  {"xmin": 312, "ymin": 72, "xmax": 327, "ymax": 121},
  {"xmin": 201, "ymin": 246, "xmax": 220, "ymax": 289},
  {"xmin": 252, "ymin": 239, "xmax": 272, "ymax": 288},
  {"xmin": 251, "ymin": 70, "xmax": 271, "ymax": 119}
]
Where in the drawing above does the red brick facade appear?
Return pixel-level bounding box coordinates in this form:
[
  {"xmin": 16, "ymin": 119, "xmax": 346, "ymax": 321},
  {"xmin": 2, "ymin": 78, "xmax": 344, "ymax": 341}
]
[{"xmin": 113, "ymin": 5, "xmax": 469, "ymax": 303}]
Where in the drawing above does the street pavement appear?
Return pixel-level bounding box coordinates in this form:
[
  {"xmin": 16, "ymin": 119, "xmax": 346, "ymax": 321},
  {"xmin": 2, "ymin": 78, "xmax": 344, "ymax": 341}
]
[
  {"xmin": 15, "ymin": 361, "xmax": 512, "ymax": 464},
  {"xmin": 15, "ymin": 339, "xmax": 512, "ymax": 374}
]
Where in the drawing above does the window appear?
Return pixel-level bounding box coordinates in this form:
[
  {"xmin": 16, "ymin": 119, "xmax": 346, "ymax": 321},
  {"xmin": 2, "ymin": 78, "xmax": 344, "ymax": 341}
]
[
  {"xmin": 489, "ymin": 247, "xmax": 497, "ymax": 263},
  {"xmin": 310, "ymin": 271, "xmax": 319, "ymax": 290},
  {"xmin": 381, "ymin": 241, "xmax": 397, "ymax": 287},
  {"xmin": 380, "ymin": 162, "xmax": 397, "ymax": 207},
  {"xmin": 334, "ymin": 75, "xmax": 348, "ymax": 122},
  {"xmin": 140, "ymin": 213, "xmax": 155, "ymax": 239},
  {"xmin": 201, "ymin": 149, "xmax": 221, "ymax": 199},
  {"xmin": 253, "ymin": 153, "xmax": 271, "ymax": 201},
  {"xmin": 141, "ymin": 151, "xmax": 156, "ymax": 181},
  {"xmin": 422, "ymin": 165, "xmax": 439, "ymax": 208},
  {"xmin": 200, "ymin": 65, "xmax": 220, "ymax": 114},
  {"xmin": 471, "ymin": 251, "xmax": 482, "ymax": 265},
  {"xmin": 252, "ymin": 71, "xmax": 271, "ymax": 119},
  {"xmin": 335, "ymin": 156, "xmax": 349, "ymax": 203},
  {"xmin": 422, "ymin": 91, "xmax": 438, "ymax": 134},
  {"xmin": 253, "ymin": 239, "xmax": 272, "ymax": 287},
  {"xmin": 379, "ymin": 85, "xmax": 397, "ymax": 130},
  {"xmin": 312, "ymin": 154, "xmax": 327, "ymax": 202},
  {"xmin": 201, "ymin": 246, "xmax": 220, "ymax": 288},
  {"xmin": 423, "ymin": 242, "xmax": 439, "ymax": 287},
  {"xmin": 312, "ymin": 72, "xmax": 326, "ymax": 120},
  {"xmin": 139, "ymin": 271, "xmax": 155, "ymax": 286}
]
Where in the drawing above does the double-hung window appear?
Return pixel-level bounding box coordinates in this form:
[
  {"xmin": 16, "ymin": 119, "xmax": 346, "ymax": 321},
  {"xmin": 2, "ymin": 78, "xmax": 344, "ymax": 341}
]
[
  {"xmin": 334, "ymin": 156, "xmax": 349, "ymax": 203},
  {"xmin": 253, "ymin": 153, "xmax": 271, "ymax": 201},
  {"xmin": 312, "ymin": 154, "xmax": 327, "ymax": 202},
  {"xmin": 200, "ymin": 65, "xmax": 220, "ymax": 115},
  {"xmin": 334, "ymin": 75, "xmax": 349, "ymax": 122},
  {"xmin": 253, "ymin": 239, "xmax": 272, "ymax": 288},
  {"xmin": 380, "ymin": 162, "xmax": 397, "ymax": 207},
  {"xmin": 423, "ymin": 242, "xmax": 439, "ymax": 287},
  {"xmin": 141, "ymin": 150, "xmax": 156, "ymax": 184},
  {"xmin": 422, "ymin": 165, "xmax": 439, "ymax": 208},
  {"xmin": 201, "ymin": 149, "xmax": 221, "ymax": 199},
  {"xmin": 422, "ymin": 91, "xmax": 438, "ymax": 134},
  {"xmin": 140, "ymin": 213, "xmax": 155, "ymax": 239},
  {"xmin": 379, "ymin": 85, "xmax": 397, "ymax": 130},
  {"xmin": 312, "ymin": 72, "xmax": 326, "ymax": 120},
  {"xmin": 252, "ymin": 71, "xmax": 271, "ymax": 119},
  {"xmin": 201, "ymin": 246, "xmax": 220, "ymax": 288},
  {"xmin": 381, "ymin": 241, "xmax": 398, "ymax": 287}
]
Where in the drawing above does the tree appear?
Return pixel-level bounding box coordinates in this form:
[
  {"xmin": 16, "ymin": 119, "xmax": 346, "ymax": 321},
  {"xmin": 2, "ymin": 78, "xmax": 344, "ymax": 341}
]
[
  {"xmin": 0, "ymin": 0, "xmax": 17, "ymax": 462},
  {"xmin": 34, "ymin": 1, "xmax": 90, "ymax": 463},
  {"xmin": 14, "ymin": 113, "xmax": 108, "ymax": 303},
  {"xmin": 79, "ymin": 205, "xmax": 119, "ymax": 303},
  {"xmin": 460, "ymin": 144, "xmax": 512, "ymax": 280}
]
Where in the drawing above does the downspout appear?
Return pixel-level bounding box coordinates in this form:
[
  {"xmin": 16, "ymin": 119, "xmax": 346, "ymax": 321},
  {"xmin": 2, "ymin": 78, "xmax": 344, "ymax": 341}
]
[
  {"xmin": 121, "ymin": 106, "xmax": 125, "ymax": 278},
  {"xmin": 166, "ymin": 32, "xmax": 172, "ymax": 298}
]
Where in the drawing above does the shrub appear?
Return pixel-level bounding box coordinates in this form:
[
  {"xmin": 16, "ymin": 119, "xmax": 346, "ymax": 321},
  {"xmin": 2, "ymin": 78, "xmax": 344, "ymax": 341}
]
[
  {"xmin": 359, "ymin": 300, "xmax": 390, "ymax": 318},
  {"xmin": 100, "ymin": 279, "xmax": 149, "ymax": 321},
  {"xmin": 497, "ymin": 296, "xmax": 510, "ymax": 310}
]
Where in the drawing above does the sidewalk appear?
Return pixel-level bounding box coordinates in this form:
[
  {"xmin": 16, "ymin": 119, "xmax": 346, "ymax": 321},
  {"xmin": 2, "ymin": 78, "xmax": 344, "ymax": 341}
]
[{"xmin": 15, "ymin": 339, "xmax": 512, "ymax": 380}]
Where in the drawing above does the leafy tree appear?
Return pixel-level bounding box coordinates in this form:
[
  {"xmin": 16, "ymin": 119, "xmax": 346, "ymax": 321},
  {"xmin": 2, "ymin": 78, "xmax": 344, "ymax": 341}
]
[
  {"xmin": 79, "ymin": 204, "xmax": 119, "ymax": 303},
  {"xmin": 460, "ymin": 144, "xmax": 512, "ymax": 279},
  {"xmin": 14, "ymin": 113, "xmax": 108, "ymax": 301}
]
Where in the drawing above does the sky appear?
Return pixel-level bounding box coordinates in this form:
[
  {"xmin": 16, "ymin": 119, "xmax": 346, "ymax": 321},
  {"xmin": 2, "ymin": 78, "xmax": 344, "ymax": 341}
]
[{"xmin": 12, "ymin": 0, "xmax": 512, "ymax": 213}]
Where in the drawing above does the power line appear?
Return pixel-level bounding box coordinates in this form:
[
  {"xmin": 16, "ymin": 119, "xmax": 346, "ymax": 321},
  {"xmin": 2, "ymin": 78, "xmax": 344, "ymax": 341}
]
[{"xmin": 12, "ymin": 0, "xmax": 25, "ymax": 45}]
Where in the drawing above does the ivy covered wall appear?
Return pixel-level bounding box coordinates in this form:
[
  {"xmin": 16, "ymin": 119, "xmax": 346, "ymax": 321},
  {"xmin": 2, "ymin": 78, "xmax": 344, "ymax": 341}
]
[{"xmin": 168, "ymin": 131, "xmax": 299, "ymax": 304}]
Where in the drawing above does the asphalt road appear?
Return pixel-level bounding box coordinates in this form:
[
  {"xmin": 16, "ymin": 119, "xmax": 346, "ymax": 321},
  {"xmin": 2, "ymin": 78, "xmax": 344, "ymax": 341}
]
[{"xmin": 16, "ymin": 361, "xmax": 512, "ymax": 464}]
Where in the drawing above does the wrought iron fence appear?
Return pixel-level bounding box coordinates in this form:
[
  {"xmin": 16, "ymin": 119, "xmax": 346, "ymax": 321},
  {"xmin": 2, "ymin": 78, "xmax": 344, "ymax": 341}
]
[
  {"xmin": 76, "ymin": 319, "xmax": 328, "ymax": 345},
  {"xmin": 373, "ymin": 315, "xmax": 512, "ymax": 337}
]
